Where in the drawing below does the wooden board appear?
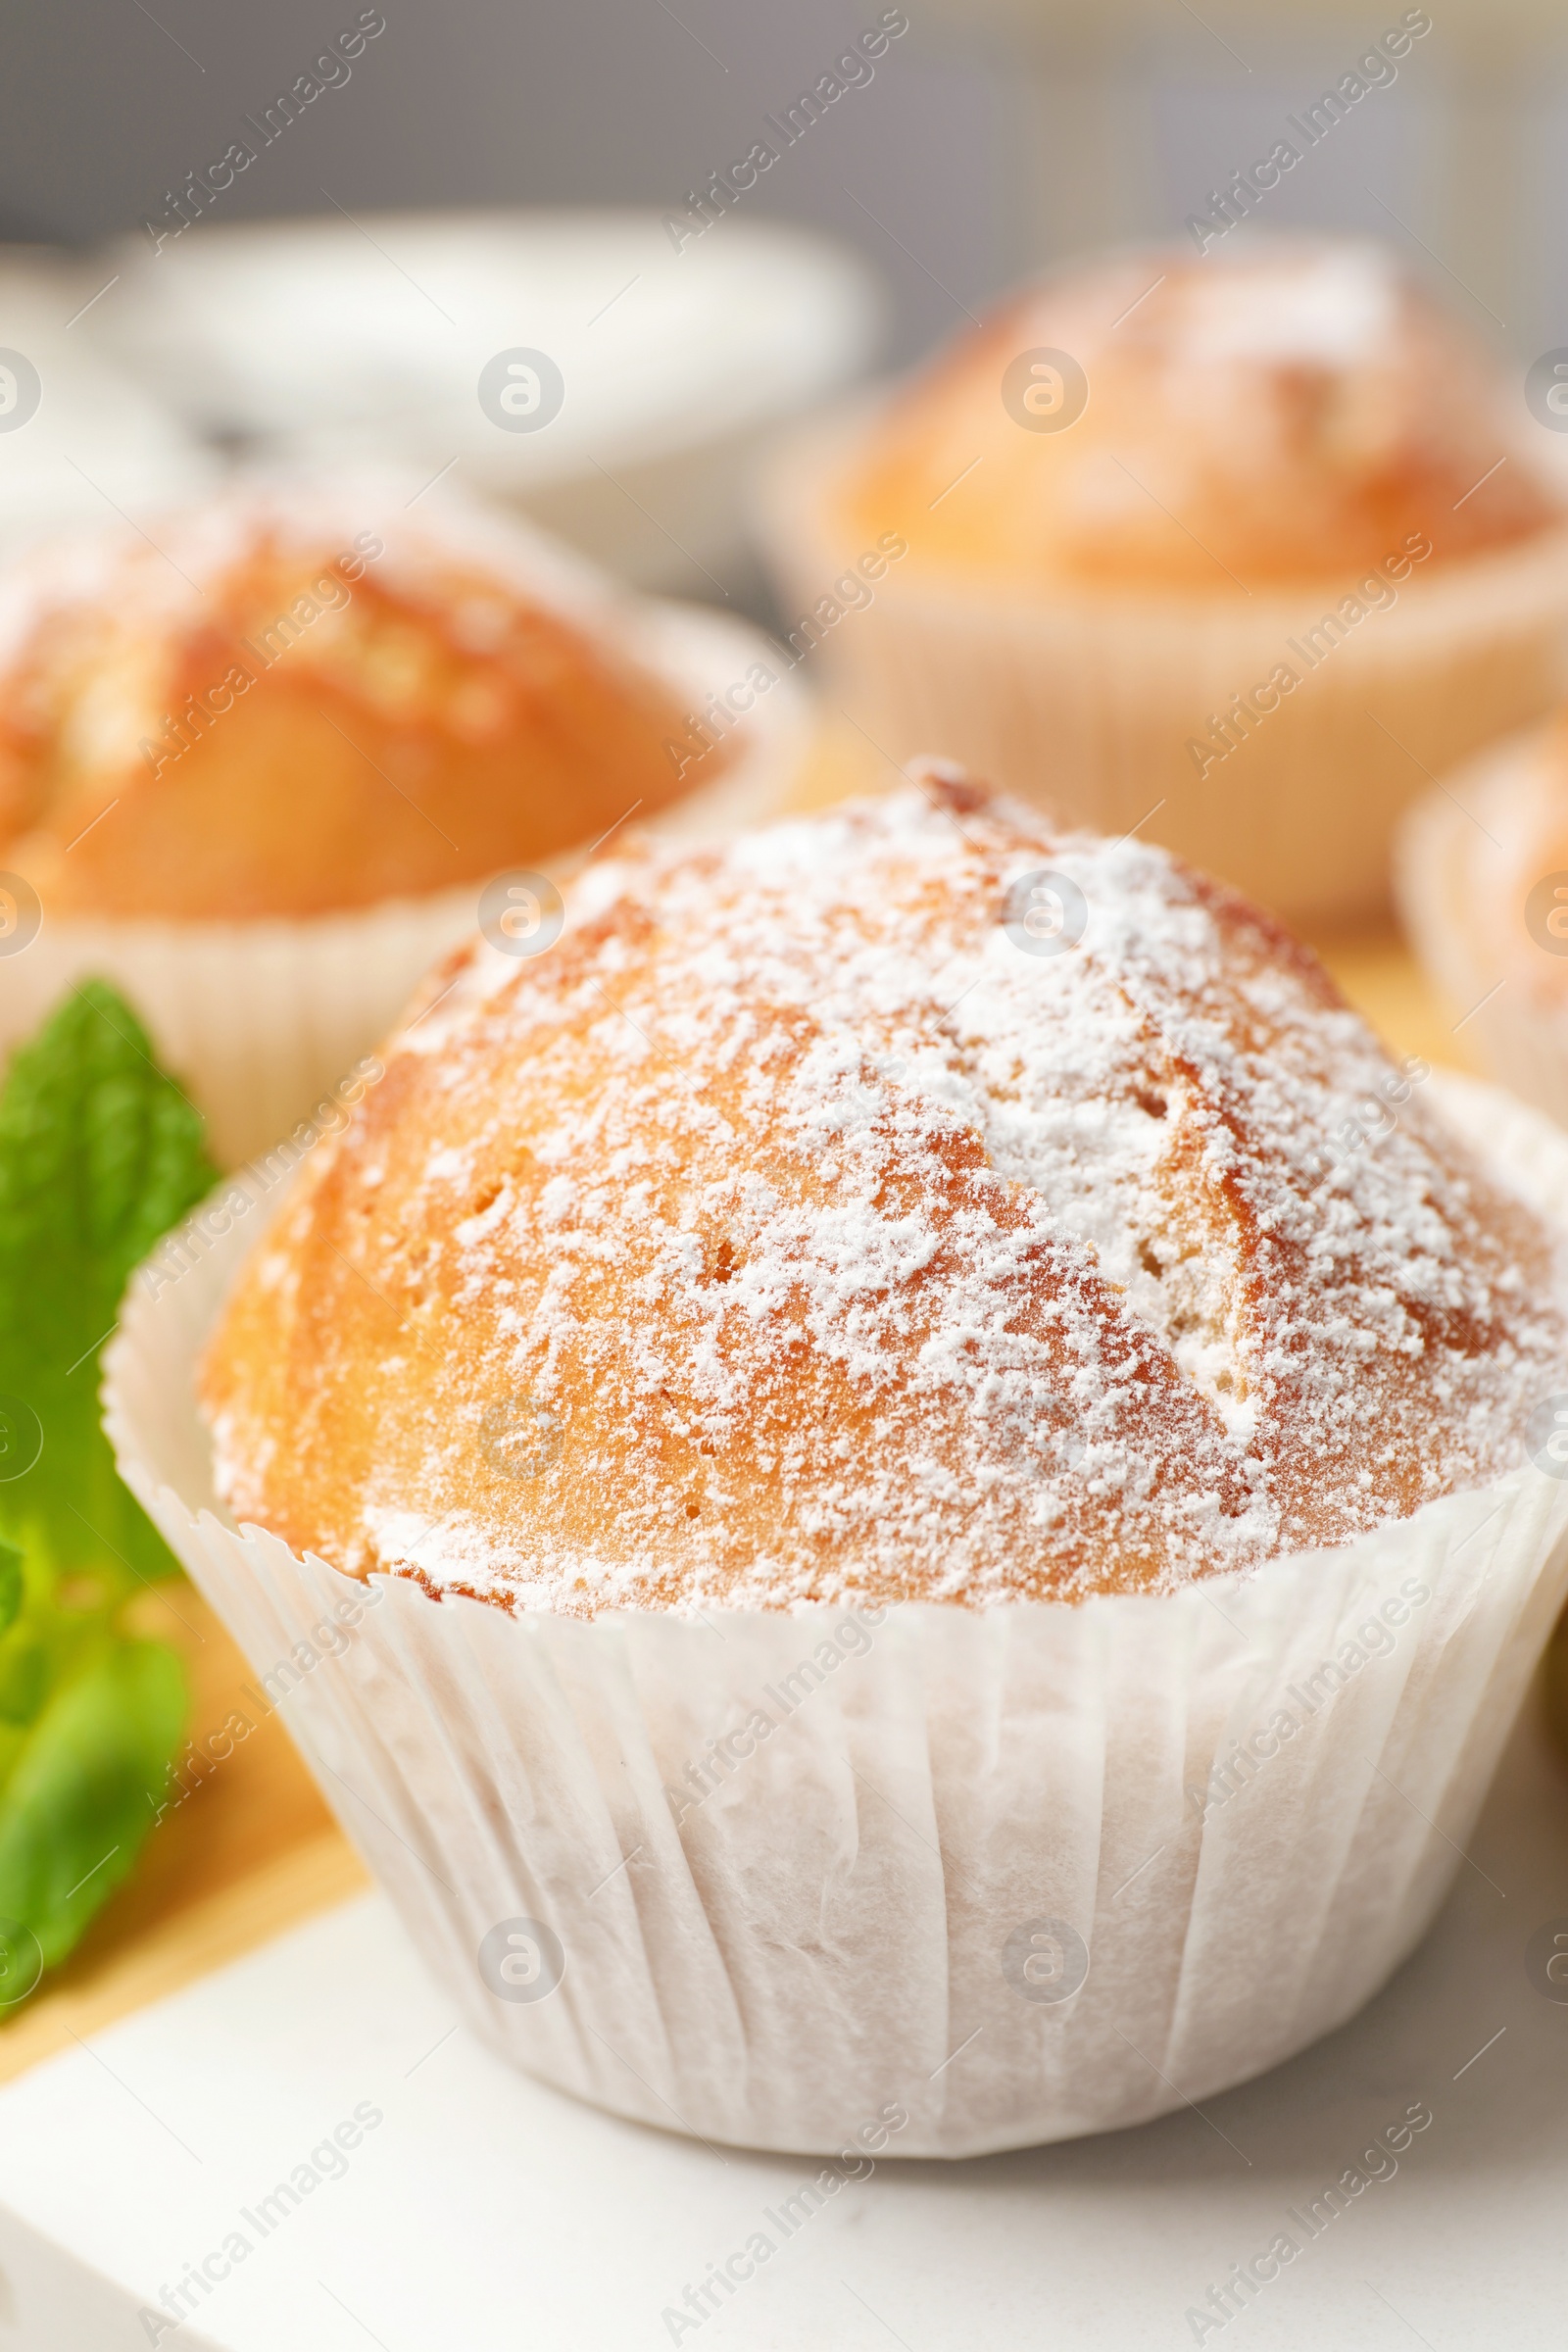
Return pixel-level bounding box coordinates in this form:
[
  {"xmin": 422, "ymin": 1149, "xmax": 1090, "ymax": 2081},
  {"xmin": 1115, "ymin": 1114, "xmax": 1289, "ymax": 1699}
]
[{"xmin": 0, "ymin": 719, "xmax": 1489, "ymax": 2086}]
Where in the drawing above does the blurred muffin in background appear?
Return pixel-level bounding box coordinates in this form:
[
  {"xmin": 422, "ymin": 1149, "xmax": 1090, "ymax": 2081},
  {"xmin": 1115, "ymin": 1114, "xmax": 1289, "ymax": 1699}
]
[
  {"xmin": 0, "ymin": 481, "xmax": 806, "ymax": 1162},
  {"xmin": 1396, "ymin": 713, "xmax": 1568, "ymax": 1127},
  {"xmin": 0, "ymin": 484, "xmax": 722, "ymax": 918},
  {"xmin": 759, "ymin": 237, "xmax": 1568, "ymax": 922},
  {"xmin": 846, "ymin": 242, "xmax": 1551, "ymax": 591}
]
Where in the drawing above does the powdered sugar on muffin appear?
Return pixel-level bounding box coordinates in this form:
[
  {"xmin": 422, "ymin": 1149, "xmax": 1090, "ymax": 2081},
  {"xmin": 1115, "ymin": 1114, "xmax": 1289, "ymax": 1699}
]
[
  {"xmin": 202, "ymin": 776, "xmax": 1568, "ymax": 1612},
  {"xmin": 842, "ymin": 239, "xmax": 1559, "ymax": 592},
  {"xmin": 0, "ymin": 475, "xmax": 714, "ymax": 918}
]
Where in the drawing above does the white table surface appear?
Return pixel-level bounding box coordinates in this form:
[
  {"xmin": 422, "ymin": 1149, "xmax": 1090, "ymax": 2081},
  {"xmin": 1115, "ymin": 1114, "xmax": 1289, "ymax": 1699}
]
[{"xmin": 1, "ymin": 1694, "xmax": 1566, "ymax": 2352}]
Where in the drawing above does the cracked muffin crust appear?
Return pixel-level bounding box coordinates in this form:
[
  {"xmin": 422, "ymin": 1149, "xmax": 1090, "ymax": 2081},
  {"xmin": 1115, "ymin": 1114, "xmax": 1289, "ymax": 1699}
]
[{"xmin": 201, "ymin": 775, "xmax": 1568, "ymax": 1610}]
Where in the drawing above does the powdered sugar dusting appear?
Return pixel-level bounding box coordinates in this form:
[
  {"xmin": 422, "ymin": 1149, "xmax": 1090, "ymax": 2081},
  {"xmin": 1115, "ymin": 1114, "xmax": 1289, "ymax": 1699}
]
[
  {"xmin": 204, "ymin": 783, "xmax": 1568, "ymax": 1615},
  {"xmin": 0, "ymin": 470, "xmax": 635, "ymax": 674},
  {"xmin": 843, "ymin": 240, "xmax": 1562, "ymax": 592},
  {"xmin": 1185, "ymin": 244, "xmax": 1398, "ymax": 368}
]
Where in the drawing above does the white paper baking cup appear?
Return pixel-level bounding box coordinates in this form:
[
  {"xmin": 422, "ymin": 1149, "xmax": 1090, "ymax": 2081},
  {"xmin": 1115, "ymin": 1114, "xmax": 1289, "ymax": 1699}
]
[
  {"xmin": 757, "ymin": 408, "xmax": 1568, "ymax": 925},
  {"xmin": 1396, "ymin": 729, "xmax": 1568, "ymax": 1126},
  {"xmin": 104, "ymin": 1073, "xmax": 1568, "ymax": 2159},
  {"xmin": 0, "ymin": 597, "xmax": 808, "ymax": 1169}
]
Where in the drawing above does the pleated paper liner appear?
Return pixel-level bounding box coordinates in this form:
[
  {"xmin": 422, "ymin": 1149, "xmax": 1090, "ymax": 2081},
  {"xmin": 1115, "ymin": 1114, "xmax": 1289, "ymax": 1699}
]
[
  {"xmin": 0, "ymin": 598, "xmax": 810, "ymax": 1169},
  {"xmin": 104, "ymin": 1073, "xmax": 1568, "ymax": 2159},
  {"xmin": 755, "ymin": 406, "xmax": 1568, "ymax": 927},
  {"xmin": 1396, "ymin": 728, "xmax": 1568, "ymax": 1128}
]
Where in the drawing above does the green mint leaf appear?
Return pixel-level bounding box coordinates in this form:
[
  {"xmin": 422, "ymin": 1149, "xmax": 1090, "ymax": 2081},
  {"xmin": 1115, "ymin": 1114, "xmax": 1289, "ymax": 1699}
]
[
  {"xmin": 0, "ymin": 1541, "xmax": 19, "ymax": 1640},
  {"xmin": 0, "ymin": 1639, "xmax": 47, "ymax": 1729},
  {"xmin": 0, "ymin": 980, "xmax": 217, "ymax": 1576},
  {"xmin": 0, "ymin": 1636, "xmax": 186, "ymax": 1968}
]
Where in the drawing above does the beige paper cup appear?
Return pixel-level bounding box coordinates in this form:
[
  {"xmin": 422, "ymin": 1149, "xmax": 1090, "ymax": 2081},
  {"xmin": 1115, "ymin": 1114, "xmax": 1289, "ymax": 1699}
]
[
  {"xmin": 0, "ymin": 599, "xmax": 809, "ymax": 1168},
  {"xmin": 103, "ymin": 1072, "xmax": 1568, "ymax": 2159},
  {"xmin": 1396, "ymin": 728, "xmax": 1568, "ymax": 1126},
  {"xmin": 757, "ymin": 409, "xmax": 1568, "ymax": 926}
]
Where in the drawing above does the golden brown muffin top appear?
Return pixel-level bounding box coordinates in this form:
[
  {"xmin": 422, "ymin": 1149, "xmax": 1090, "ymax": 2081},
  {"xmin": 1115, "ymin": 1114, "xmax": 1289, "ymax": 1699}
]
[
  {"xmin": 202, "ymin": 776, "xmax": 1568, "ymax": 1613},
  {"xmin": 842, "ymin": 241, "xmax": 1560, "ymax": 593},
  {"xmin": 0, "ymin": 481, "xmax": 711, "ymax": 918}
]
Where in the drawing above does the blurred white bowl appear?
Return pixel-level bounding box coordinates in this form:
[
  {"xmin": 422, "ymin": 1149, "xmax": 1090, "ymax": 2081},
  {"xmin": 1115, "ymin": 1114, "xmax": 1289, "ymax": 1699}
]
[
  {"xmin": 0, "ymin": 247, "xmax": 215, "ymax": 558},
  {"xmin": 100, "ymin": 209, "xmax": 884, "ymax": 591}
]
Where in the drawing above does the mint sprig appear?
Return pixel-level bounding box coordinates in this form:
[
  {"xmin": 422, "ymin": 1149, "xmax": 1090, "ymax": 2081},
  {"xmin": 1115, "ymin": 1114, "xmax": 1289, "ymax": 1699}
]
[
  {"xmin": 0, "ymin": 978, "xmax": 215, "ymax": 1573},
  {"xmin": 0, "ymin": 982, "xmax": 217, "ymax": 1993},
  {"xmin": 0, "ymin": 1638, "xmax": 186, "ymax": 1968}
]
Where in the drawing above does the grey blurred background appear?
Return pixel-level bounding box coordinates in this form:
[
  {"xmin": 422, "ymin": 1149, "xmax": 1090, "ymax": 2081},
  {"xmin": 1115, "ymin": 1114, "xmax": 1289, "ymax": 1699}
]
[{"xmin": 4, "ymin": 0, "xmax": 1568, "ymax": 366}]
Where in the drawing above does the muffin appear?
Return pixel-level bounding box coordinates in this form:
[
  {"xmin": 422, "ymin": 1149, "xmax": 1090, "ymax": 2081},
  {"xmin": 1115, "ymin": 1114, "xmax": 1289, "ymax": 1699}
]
[
  {"xmin": 759, "ymin": 238, "xmax": 1568, "ymax": 921},
  {"xmin": 111, "ymin": 775, "xmax": 1568, "ymax": 2157},
  {"xmin": 0, "ymin": 492, "xmax": 723, "ymax": 918},
  {"xmin": 1396, "ymin": 713, "xmax": 1568, "ymax": 1125},
  {"xmin": 0, "ymin": 480, "xmax": 805, "ymax": 1159}
]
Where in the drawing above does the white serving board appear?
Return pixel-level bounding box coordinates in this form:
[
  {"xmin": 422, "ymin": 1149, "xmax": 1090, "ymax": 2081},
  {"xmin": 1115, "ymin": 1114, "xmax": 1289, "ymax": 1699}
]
[{"xmin": 2, "ymin": 1697, "xmax": 1566, "ymax": 2352}]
